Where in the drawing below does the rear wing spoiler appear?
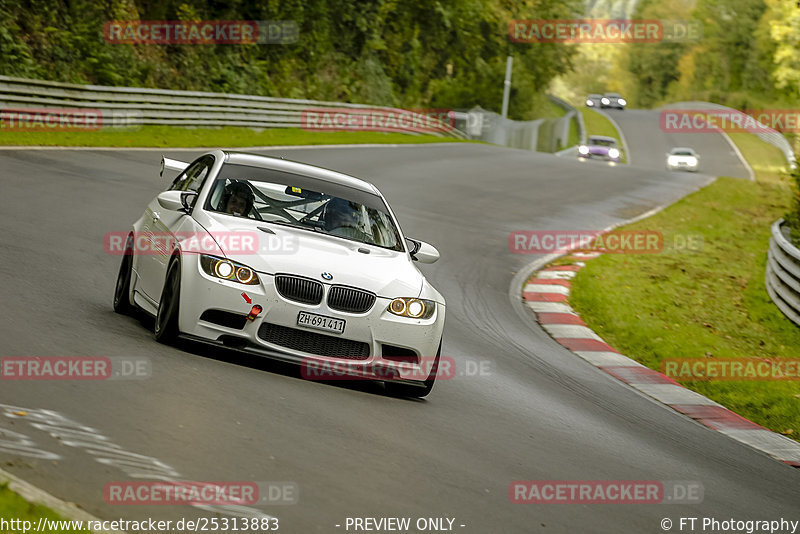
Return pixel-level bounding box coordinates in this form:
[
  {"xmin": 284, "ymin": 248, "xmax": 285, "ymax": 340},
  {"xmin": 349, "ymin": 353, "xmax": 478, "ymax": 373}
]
[{"xmin": 160, "ymin": 156, "xmax": 189, "ymax": 177}]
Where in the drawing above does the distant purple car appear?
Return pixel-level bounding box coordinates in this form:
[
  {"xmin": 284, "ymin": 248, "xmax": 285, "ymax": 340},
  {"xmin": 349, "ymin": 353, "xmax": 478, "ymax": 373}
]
[{"xmin": 578, "ymin": 135, "xmax": 622, "ymax": 162}]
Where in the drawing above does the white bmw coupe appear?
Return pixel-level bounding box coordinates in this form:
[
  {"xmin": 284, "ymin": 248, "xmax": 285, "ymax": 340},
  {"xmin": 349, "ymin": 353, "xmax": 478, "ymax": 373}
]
[{"xmin": 113, "ymin": 150, "xmax": 445, "ymax": 397}]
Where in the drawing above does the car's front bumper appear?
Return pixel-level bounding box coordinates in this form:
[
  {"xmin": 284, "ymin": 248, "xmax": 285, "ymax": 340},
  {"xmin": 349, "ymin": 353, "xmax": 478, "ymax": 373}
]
[
  {"xmin": 579, "ymin": 152, "xmax": 620, "ymax": 162},
  {"xmin": 177, "ymin": 255, "xmax": 445, "ymax": 384},
  {"xmin": 667, "ymin": 162, "xmax": 698, "ymax": 171}
]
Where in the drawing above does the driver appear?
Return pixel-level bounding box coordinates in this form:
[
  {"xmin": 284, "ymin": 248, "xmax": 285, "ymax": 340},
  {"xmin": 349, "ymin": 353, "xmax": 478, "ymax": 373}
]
[
  {"xmin": 324, "ymin": 197, "xmax": 364, "ymax": 239},
  {"xmin": 219, "ymin": 181, "xmax": 254, "ymax": 217}
]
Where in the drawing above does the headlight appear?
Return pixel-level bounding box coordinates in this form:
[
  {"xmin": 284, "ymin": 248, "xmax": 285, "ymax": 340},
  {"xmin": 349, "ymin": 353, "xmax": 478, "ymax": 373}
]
[
  {"xmin": 578, "ymin": 145, "xmax": 589, "ymax": 155},
  {"xmin": 388, "ymin": 298, "xmax": 436, "ymax": 319},
  {"xmin": 667, "ymin": 155, "xmax": 679, "ymax": 165},
  {"xmin": 601, "ymin": 97, "xmax": 610, "ymax": 105},
  {"xmin": 686, "ymin": 156, "xmax": 698, "ymax": 166},
  {"xmin": 200, "ymin": 255, "xmax": 260, "ymax": 285},
  {"xmin": 618, "ymin": 98, "xmax": 627, "ymax": 106},
  {"xmin": 608, "ymin": 148, "xmax": 620, "ymax": 159},
  {"xmin": 586, "ymin": 100, "xmax": 594, "ymax": 106}
]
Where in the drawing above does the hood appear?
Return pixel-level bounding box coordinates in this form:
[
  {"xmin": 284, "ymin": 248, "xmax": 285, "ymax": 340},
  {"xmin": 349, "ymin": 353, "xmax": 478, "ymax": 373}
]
[
  {"xmin": 588, "ymin": 145, "xmax": 611, "ymax": 155},
  {"xmin": 195, "ymin": 212, "xmax": 424, "ymax": 298}
]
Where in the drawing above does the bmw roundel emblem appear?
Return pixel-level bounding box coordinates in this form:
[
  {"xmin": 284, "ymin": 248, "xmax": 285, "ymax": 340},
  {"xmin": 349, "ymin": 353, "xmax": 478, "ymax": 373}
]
[{"xmin": 321, "ymin": 272, "xmax": 333, "ymax": 281}]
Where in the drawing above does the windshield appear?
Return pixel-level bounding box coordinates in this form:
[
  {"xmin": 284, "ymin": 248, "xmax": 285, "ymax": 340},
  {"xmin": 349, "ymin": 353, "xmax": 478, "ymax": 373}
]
[
  {"xmin": 673, "ymin": 150, "xmax": 695, "ymax": 156},
  {"xmin": 589, "ymin": 138, "xmax": 616, "ymax": 147},
  {"xmin": 205, "ymin": 164, "xmax": 404, "ymax": 251}
]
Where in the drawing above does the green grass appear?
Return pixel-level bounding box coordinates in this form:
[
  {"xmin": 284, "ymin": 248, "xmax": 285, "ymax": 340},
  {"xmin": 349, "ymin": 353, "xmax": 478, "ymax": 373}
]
[
  {"xmin": 533, "ymin": 99, "xmax": 569, "ymax": 119},
  {"xmin": 567, "ymin": 175, "xmax": 800, "ymax": 439},
  {"xmin": 0, "ymin": 484, "xmax": 88, "ymax": 532},
  {"xmin": 728, "ymin": 132, "xmax": 792, "ymax": 184},
  {"xmin": 0, "ymin": 126, "xmax": 476, "ymax": 148},
  {"xmin": 579, "ymin": 108, "xmax": 627, "ymax": 163}
]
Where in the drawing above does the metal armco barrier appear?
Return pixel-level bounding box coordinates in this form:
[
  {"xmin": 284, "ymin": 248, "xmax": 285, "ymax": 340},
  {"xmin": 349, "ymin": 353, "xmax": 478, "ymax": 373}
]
[
  {"xmin": 766, "ymin": 218, "xmax": 800, "ymax": 327},
  {"xmin": 464, "ymin": 96, "xmax": 583, "ymax": 152},
  {"xmin": 0, "ymin": 75, "xmax": 465, "ymax": 137}
]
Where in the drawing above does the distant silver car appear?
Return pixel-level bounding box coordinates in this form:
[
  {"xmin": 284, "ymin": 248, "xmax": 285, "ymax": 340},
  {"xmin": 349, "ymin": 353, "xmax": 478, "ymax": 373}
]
[
  {"xmin": 600, "ymin": 92, "xmax": 626, "ymax": 110},
  {"xmin": 666, "ymin": 147, "xmax": 699, "ymax": 172},
  {"xmin": 585, "ymin": 94, "xmax": 603, "ymax": 108}
]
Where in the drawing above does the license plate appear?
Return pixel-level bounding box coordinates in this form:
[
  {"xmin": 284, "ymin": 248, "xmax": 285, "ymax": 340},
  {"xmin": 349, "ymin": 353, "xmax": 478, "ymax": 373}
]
[{"xmin": 297, "ymin": 311, "xmax": 345, "ymax": 334}]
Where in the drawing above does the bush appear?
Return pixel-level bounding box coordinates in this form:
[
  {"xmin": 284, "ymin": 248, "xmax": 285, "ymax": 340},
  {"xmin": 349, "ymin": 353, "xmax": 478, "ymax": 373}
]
[
  {"xmin": 0, "ymin": 0, "xmax": 581, "ymax": 116},
  {"xmin": 785, "ymin": 161, "xmax": 800, "ymax": 246}
]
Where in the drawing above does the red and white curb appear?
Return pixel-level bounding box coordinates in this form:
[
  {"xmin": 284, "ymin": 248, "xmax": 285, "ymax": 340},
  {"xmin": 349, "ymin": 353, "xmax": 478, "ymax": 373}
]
[{"xmin": 523, "ymin": 258, "xmax": 800, "ymax": 467}]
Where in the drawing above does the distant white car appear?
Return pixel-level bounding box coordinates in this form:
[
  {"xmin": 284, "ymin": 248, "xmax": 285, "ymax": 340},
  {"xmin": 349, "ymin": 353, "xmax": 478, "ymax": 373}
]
[
  {"xmin": 113, "ymin": 150, "xmax": 446, "ymax": 397},
  {"xmin": 666, "ymin": 147, "xmax": 699, "ymax": 172}
]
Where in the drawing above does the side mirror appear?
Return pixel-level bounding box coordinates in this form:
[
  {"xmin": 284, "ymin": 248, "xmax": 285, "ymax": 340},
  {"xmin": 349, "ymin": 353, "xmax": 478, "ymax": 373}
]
[
  {"xmin": 157, "ymin": 190, "xmax": 193, "ymax": 212},
  {"xmin": 181, "ymin": 191, "xmax": 198, "ymax": 210},
  {"xmin": 406, "ymin": 238, "xmax": 422, "ymax": 256},
  {"xmin": 408, "ymin": 238, "xmax": 440, "ymax": 264}
]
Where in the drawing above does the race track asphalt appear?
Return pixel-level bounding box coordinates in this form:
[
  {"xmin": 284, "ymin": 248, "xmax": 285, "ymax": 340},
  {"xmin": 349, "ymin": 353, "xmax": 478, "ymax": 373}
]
[{"xmin": 0, "ymin": 120, "xmax": 795, "ymax": 533}]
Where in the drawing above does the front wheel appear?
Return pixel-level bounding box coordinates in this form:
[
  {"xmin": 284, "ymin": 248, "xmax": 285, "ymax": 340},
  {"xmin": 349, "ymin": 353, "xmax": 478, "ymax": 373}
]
[
  {"xmin": 113, "ymin": 236, "xmax": 135, "ymax": 315},
  {"xmin": 154, "ymin": 258, "xmax": 181, "ymax": 344},
  {"xmin": 384, "ymin": 342, "xmax": 441, "ymax": 398}
]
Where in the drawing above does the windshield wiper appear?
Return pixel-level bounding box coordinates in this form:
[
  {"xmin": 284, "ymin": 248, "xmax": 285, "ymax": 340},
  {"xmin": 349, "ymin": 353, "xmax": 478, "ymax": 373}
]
[
  {"xmin": 262, "ymin": 219, "xmax": 306, "ymax": 230},
  {"xmin": 264, "ymin": 219, "xmax": 328, "ymax": 234}
]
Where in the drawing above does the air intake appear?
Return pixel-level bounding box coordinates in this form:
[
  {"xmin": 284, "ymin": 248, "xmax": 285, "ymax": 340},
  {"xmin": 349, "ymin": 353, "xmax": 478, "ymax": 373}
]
[
  {"xmin": 274, "ymin": 274, "xmax": 324, "ymax": 305},
  {"xmin": 327, "ymin": 285, "xmax": 376, "ymax": 313}
]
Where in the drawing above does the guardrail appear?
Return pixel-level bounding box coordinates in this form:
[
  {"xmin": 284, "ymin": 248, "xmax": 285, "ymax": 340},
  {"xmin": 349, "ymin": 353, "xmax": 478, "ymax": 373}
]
[
  {"xmin": 549, "ymin": 94, "xmax": 585, "ymax": 146},
  {"xmin": 766, "ymin": 218, "xmax": 800, "ymax": 327},
  {"xmin": 0, "ymin": 75, "xmax": 465, "ymax": 138},
  {"xmin": 463, "ymin": 106, "xmax": 541, "ymax": 150},
  {"xmin": 465, "ymin": 97, "xmax": 583, "ymax": 152}
]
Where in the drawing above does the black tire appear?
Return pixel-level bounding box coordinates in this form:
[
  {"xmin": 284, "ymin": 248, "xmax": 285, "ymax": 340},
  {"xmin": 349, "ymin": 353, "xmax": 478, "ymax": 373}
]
[
  {"xmin": 113, "ymin": 236, "xmax": 135, "ymax": 315},
  {"xmin": 154, "ymin": 257, "xmax": 181, "ymax": 344},
  {"xmin": 384, "ymin": 342, "xmax": 441, "ymax": 398}
]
